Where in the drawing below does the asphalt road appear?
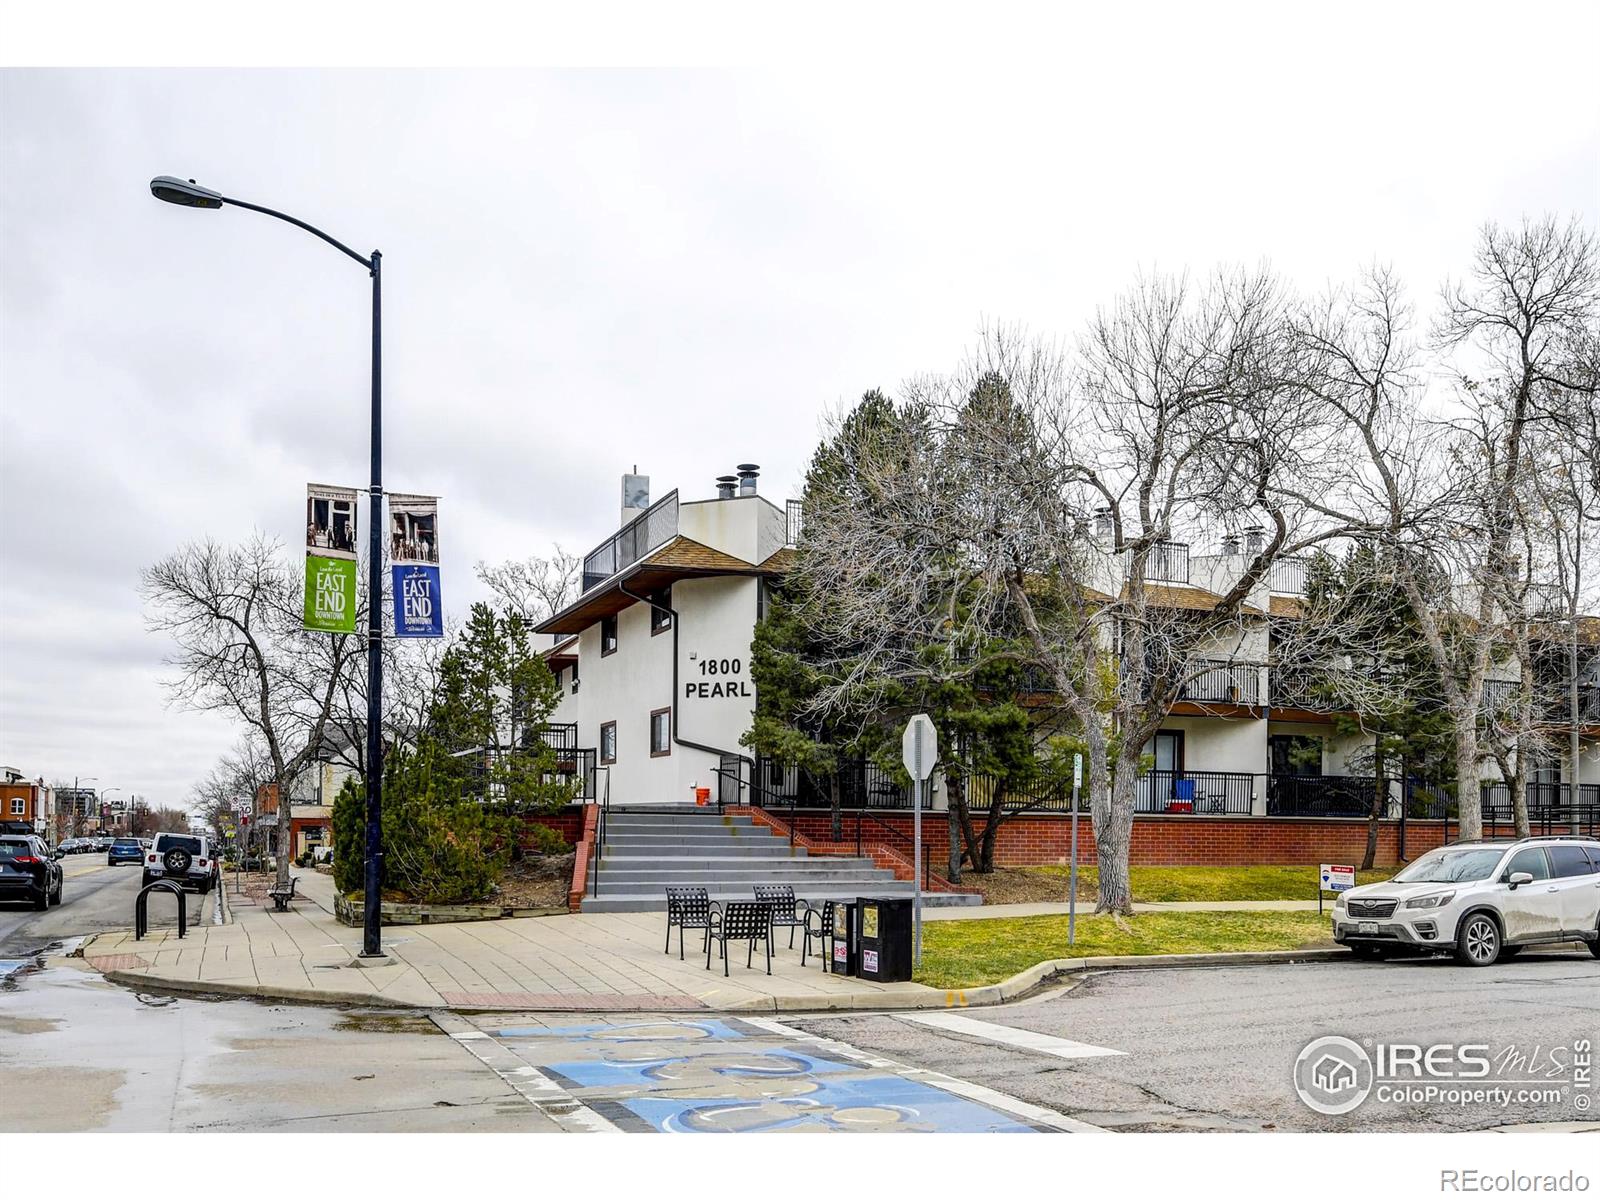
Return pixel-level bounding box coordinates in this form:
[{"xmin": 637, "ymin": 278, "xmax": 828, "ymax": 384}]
[
  {"xmin": 795, "ymin": 954, "xmax": 1600, "ymax": 1132},
  {"xmin": 4, "ymin": 885, "xmax": 1596, "ymax": 1133},
  {"xmin": 0, "ymin": 856, "xmax": 210, "ymax": 959}
]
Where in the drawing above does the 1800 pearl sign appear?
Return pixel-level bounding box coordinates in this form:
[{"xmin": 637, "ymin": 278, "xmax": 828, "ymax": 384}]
[{"xmin": 685, "ymin": 656, "xmax": 752, "ymax": 699}]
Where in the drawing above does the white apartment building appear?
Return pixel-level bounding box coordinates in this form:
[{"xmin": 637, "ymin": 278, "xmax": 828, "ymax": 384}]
[
  {"xmin": 535, "ymin": 472, "xmax": 1599, "ymax": 820},
  {"xmin": 535, "ymin": 467, "xmax": 797, "ymax": 807}
]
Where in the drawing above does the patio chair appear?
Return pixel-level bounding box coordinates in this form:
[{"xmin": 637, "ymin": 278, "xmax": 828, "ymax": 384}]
[
  {"xmin": 705, "ymin": 900, "xmax": 774, "ymax": 976},
  {"xmin": 664, "ymin": 886, "xmax": 714, "ymax": 960},
  {"xmin": 801, "ymin": 899, "xmax": 836, "ymax": 970},
  {"xmin": 753, "ymin": 884, "xmax": 806, "ymax": 949}
]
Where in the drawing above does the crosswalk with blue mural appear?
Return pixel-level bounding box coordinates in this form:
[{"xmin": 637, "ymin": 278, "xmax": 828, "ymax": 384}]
[{"xmin": 438, "ymin": 1013, "xmax": 1098, "ymax": 1134}]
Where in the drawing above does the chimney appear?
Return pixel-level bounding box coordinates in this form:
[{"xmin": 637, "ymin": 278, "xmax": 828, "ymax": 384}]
[
  {"xmin": 1221, "ymin": 533, "xmax": 1240, "ymax": 555},
  {"xmin": 736, "ymin": 463, "xmax": 760, "ymax": 496},
  {"xmin": 1244, "ymin": 525, "xmax": 1264, "ymax": 556},
  {"xmin": 1094, "ymin": 506, "xmax": 1114, "ymax": 540},
  {"xmin": 715, "ymin": 474, "xmax": 737, "ymax": 500},
  {"xmin": 621, "ymin": 471, "xmax": 650, "ymax": 527}
]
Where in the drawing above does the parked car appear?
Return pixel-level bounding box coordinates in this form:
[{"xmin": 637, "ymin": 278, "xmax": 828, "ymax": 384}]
[
  {"xmin": 107, "ymin": 837, "xmax": 144, "ymax": 866},
  {"xmin": 1334, "ymin": 836, "xmax": 1600, "ymax": 966},
  {"xmin": 142, "ymin": 832, "xmax": 218, "ymax": 894},
  {"xmin": 0, "ymin": 834, "xmax": 64, "ymax": 910}
]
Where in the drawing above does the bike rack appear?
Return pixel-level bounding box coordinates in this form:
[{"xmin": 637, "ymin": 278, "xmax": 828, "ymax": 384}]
[{"xmin": 135, "ymin": 879, "xmax": 188, "ymax": 941}]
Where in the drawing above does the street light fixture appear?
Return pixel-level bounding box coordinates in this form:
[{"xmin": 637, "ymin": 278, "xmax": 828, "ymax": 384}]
[{"xmin": 149, "ymin": 174, "xmax": 387, "ymax": 958}]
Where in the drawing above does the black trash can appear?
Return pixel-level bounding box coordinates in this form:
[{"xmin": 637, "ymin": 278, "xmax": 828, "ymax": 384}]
[
  {"xmin": 829, "ymin": 899, "xmax": 859, "ymax": 976},
  {"xmin": 856, "ymin": 896, "xmax": 914, "ymax": 982}
]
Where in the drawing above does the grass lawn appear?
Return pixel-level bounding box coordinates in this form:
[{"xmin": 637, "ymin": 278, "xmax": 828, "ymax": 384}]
[
  {"xmin": 915, "ymin": 910, "xmax": 1334, "ymax": 990},
  {"xmin": 967, "ymin": 863, "xmax": 1390, "ymax": 905}
]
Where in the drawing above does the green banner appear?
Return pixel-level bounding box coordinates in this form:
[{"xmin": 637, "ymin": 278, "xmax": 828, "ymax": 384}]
[
  {"xmin": 305, "ymin": 481, "xmax": 360, "ymax": 634},
  {"xmin": 304, "ymin": 553, "xmax": 358, "ymax": 633}
]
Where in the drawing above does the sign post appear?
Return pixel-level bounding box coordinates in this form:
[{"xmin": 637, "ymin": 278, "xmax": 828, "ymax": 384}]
[
  {"xmin": 1318, "ymin": 863, "xmax": 1356, "ymax": 915},
  {"xmin": 901, "ymin": 714, "xmax": 937, "ymax": 966},
  {"xmin": 1070, "ymin": 753, "xmax": 1082, "ymax": 946}
]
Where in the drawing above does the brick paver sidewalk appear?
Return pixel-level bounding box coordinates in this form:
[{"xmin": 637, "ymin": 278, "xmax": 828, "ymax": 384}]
[{"xmin": 81, "ymin": 868, "xmax": 953, "ymax": 1013}]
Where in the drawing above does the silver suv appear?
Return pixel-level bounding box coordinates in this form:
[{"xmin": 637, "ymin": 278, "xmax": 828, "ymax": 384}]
[
  {"xmin": 142, "ymin": 832, "xmax": 218, "ymax": 894},
  {"xmin": 1333, "ymin": 836, "xmax": 1600, "ymax": 966}
]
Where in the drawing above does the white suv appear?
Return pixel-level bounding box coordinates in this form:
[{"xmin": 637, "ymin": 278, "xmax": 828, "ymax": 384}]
[
  {"xmin": 142, "ymin": 832, "xmax": 218, "ymax": 895},
  {"xmin": 1333, "ymin": 837, "xmax": 1600, "ymax": 966}
]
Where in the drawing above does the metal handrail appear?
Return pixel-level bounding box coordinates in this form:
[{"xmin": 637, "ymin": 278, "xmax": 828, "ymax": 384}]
[
  {"xmin": 588, "ymin": 767, "xmax": 611, "ymax": 899},
  {"xmin": 580, "ymin": 490, "xmax": 680, "ymax": 592},
  {"xmin": 856, "ymin": 810, "xmax": 933, "ymax": 893}
]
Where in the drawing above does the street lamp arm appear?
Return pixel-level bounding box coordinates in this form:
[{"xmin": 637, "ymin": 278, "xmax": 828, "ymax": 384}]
[{"xmin": 217, "ymin": 194, "xmax": 374, "ymax": 272}]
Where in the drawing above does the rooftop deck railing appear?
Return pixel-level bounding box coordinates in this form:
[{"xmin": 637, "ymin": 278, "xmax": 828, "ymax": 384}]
[{"xmin": 580, "ymin": 490, "xmax": 679, "ymax": 592}]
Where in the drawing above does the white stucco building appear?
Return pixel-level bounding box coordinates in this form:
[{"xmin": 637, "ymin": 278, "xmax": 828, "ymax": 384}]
[{"xmin": 535, "ymin": 467, "xmax": 797, "ymax": 806}]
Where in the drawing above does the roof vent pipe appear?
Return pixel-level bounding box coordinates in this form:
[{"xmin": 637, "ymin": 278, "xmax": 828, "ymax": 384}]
[
  {"xmin": 1244, "ymin": 525, "xmax": 1265, "ymax": 555},
  {"xmin": 736, "ymin": 463, "xmax": 760, "ymax": 496},
  {"xmin": 1221, "ymin": 534, "xmax": 1240, "ymax": 555},
  {"xmin": 715, "ymin": 475, "xmax": 738, "ymax": 500},
  {"xmin": 1093, "ymin": 506, "xmax": 1114, "ymax": 540}
]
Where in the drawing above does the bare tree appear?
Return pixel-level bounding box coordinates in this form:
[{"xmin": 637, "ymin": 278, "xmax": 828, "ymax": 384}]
[
  {"xmin": 475, "ymin": 547, "xmax": 580, "ymax": 624},
  {"xmin": 143, "ymin": 534, "xmax": 364, "ymax": 886}
]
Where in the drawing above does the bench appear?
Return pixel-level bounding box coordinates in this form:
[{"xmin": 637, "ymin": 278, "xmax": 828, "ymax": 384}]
[{"xmin": 266, "ymin": 876, "xmax": 298, "ymax": 912}]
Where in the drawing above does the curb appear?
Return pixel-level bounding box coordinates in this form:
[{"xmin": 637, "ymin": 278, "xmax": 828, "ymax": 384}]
[{"xmin": 87, "ymin": 944, "xmax": 1348, "ymax": 1015}]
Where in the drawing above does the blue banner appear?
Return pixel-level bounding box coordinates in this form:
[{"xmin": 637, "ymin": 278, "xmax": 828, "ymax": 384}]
[{"xmin": 392, "ymin": 564, "xmax": 444, "ymax": 638}]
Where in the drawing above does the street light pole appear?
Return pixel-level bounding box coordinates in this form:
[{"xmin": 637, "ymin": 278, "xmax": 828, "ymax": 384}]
[{"xmin": 149, "ymin": 176, "xmax": 386, "ymax": 957}]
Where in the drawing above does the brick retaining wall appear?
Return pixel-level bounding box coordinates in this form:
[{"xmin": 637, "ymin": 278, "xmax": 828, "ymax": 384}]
[{"xmin": 768, "ymin": 811, "xmax": 1483, "ymax": 869}]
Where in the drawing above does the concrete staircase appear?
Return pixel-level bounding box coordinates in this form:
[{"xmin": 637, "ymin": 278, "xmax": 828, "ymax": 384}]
[{"xmin": 579, "ymin": 807, "xmax": 981, "ymax": 913}]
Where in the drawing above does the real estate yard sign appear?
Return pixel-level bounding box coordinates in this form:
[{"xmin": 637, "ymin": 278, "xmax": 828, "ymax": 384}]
[
  {"xmin": 389, "ymin": 492, "xmax": 443, "ymax": 638},
  {"xmin": 304, "ymin": 483, "xmax": 359, "ymax": 634}
]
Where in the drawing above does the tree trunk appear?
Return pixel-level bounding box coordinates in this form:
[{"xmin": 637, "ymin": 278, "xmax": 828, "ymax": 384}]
[
  {"xmin": 1096, "ymin": 755, "xmax": 1137, "ymax": 914},
  {"xmin": 828, "ymin": 772, "xmax": 841, "ymax": 842},
  {"xmin": 1454, "ymin": 735, "xmax": 1482, "ymax": 841},
  {"xmin": 275, "ymin": 779, "xmax": 294, "ymax": 887},
  {"xmin": 944, "ymin": 773, "xmax": 966, "ymax": 883},
  {"xmin": 977, "ymin": 784, "xmax": 1005, "ymax": 873},
  {"xmin": 1510, "ymin": 757, "xmax": 1530, "ymax": 840},
  {"xmin": 1362, "ymin": 751, "xmax": 1384, "ymax": 872}
]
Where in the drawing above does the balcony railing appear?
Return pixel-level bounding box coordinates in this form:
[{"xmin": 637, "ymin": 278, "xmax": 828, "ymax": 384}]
[
  {"xmin": 752, "ymin": 757, "xmax": 933, "ymax": 810},
  {"xmin": 1179, "ymin": 660, "xmax": 1262, "ymax": 706},
  {"xmin": 1482, "ymin": 678, "xmax": 1517, "ymax": 714},
  {"xmin": 580, "ymin": 490, "xmax": 679, "ymax": 592},
  {"xmin": 1266, "ymin": 775, "xmax": 1394, "ymax": 818},
  {"xmin": 1270, "ymin": 557, "xmax": 1309, "ymax": 595},
  {"xmin": 1145, "ymin": 540, "xmax": 1189, "ymax": 584},
  {"xmin": 1481, "ymin": 781, "xmax": 1600, "ymax": 810},
  {"xmin": 785, "ymin": 499, "xmax": 804, "ymax": 547},
  {"xmin": 1136, "ymin": 770, "xmax": 1255, "ymax": 815}
]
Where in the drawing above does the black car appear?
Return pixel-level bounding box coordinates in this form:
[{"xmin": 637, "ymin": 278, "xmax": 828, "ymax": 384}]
[{"xmin": 0, "ymin": 835, "xmax": 63, "ymax": 910}]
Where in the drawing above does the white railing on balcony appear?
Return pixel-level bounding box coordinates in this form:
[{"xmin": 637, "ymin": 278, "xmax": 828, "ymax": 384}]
[{"xmin": 1270, "ymin": 556, "xmax": 1309, "ymax": 594}]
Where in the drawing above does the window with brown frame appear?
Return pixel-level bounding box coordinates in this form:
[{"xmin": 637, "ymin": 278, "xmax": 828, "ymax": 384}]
[
  {"xmin": 649, "ymin": 707, "xmax": 671, "ymax": 756},
  {"xmin": 600, "ymin": 614, "xmax": 618, "ymax": 656},
  {"xmin": 600, "ymin": 721, "xmax": 617, "ymax": 764},
  {"xmin": 649, "ymin": 587, "xmax": 672, "ymax": 635}
]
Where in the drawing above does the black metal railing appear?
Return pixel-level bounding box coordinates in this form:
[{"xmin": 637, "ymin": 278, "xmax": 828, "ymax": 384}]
[
  {"xmin": 531, "ymin": 722, "xmax": 579, "ymax": 752},
  {"xmin": 581, "ymin": 490, "xmax": 680, "ymax": 592},
  {"xmin": 586, "ymin": 767, "xmax": 610, "ymax": 899},
  {"xmin": 1480, "ymin": 804, "xmax": 1600, "ymax": 838},
  {"xmin": 1266, "ymin": 775, "xmax": 1394, "ymax": 818},
  {"xmin": 1481, "ymin": 781, "xmax": 1600, "ymax": 810},
  {"xmin": 961, "ymin": 773, "xmax": 1081, "ymax": 814},
  {"xmin": 1145, "ymin": 540, "xmax": 1189, "ymax": 584},
  {"xmin": 751, "ymin": 757, "xmax": 933, "ymax": 811},
  {"xmin": 1482, "ymin": 678, "xmax": 1517, "ymax": 713},
  {"xmin": 1137, "ymin": 770, "xmax": 1255, "ymax": 815},
  {"xmin": 1179, "ymin": 661, "xmax": 1262, "ymax": 706}
]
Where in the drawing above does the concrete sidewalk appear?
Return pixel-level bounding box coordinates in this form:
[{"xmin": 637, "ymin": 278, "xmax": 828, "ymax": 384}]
[{"xmin": 80, "ymin": 869, "xmax": 955, "ymax": 1013}]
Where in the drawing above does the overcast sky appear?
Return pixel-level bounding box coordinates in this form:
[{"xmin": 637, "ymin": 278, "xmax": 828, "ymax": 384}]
[{"xmin": 2, "ymin": 15, "xmax": 1597, "ymax": 809}]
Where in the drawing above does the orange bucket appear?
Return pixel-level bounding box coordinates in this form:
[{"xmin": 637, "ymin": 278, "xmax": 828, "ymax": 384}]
[{"xmin": 694, "ymin": 787, "xmax": 711, "ymax": 806}]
